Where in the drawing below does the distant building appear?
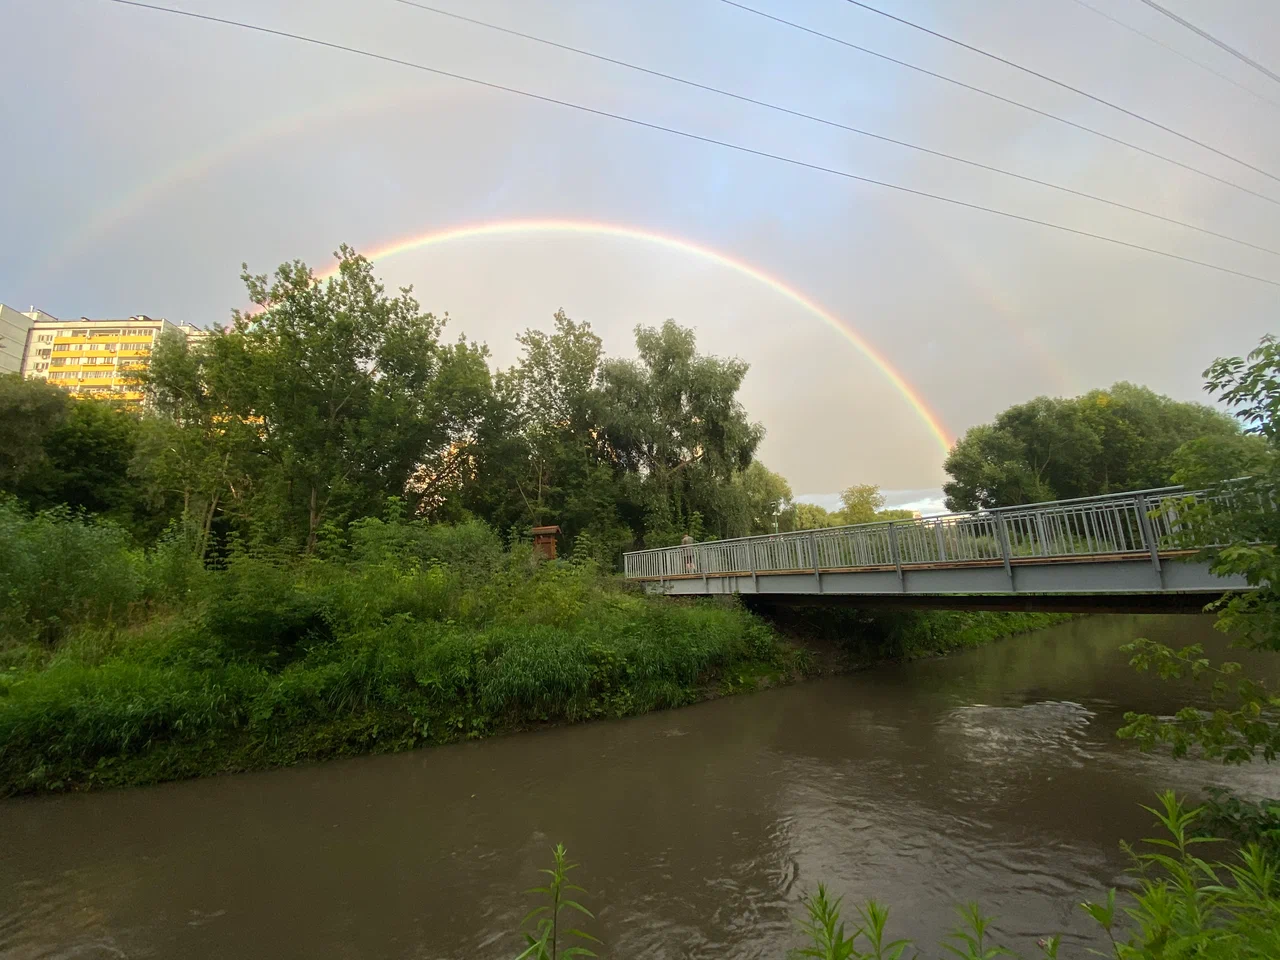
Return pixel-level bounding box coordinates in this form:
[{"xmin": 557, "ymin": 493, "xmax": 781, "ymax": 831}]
[
  {"xmin": 175, "ymin": 322, "xmax": 212, "ymax": 346},
  {"xmin": 21, "ymin": 315, "xmax": 185, "ymax": 404},
  {"xmin": 0, "ymin": 304, "xmax": 56, "ymax": 376}
]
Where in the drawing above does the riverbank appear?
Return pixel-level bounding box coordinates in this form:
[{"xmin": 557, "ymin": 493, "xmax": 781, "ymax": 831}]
[{"xmin": 0, "ymin": 517, "xmax": 1067, "ymax": 796}]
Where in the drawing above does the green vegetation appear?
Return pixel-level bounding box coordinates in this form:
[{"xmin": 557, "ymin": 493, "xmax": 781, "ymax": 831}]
[
  {"xmin": 942, "ymin": 381, "xmax": 1255, "ymax": 511},
  {"xmin": 0, "ymin": 499, "xmax": 799, "ymax": 796},
  {"xmin": 0, "ymin": 498, "xmax": 1066, "ymax": 796},
  {"xmin": 1118, "ymin": 335, "xmax": 1280, "ymax": 764},
  {"xmin": 517, "ymin": 793, "xmax": 1280, "ymax": 958}
]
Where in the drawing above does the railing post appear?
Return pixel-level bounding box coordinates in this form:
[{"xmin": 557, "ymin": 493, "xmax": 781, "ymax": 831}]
[
  {"xmin": 933, "ymin": 519, "xmax": 946, "ymax": 563},
  {"xmin": 888, "ymin": 523, "xmax": 904, "ymax": 588},
  {"xmin": 1034, "ymin": 513, "xmax": 1050, "ymax": 556},
  {"xmin": 748, "ymin": 539, "xmax": 758, "ymax": 592},
  {"xmin": 995, "ymin": 514, "xmax": 1014, "ymax": 588},
  {"xmin": 808, "ymin": 532, "xmax": 822, "ymax": 593},
  {"xmin": 1136, "ymin": 495, "xmax": 1161, "ymax": 574}
]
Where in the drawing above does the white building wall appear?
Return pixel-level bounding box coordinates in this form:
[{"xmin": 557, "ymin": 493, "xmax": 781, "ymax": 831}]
[{"xmin": 0, "ymin": 304, "xmax": 38, "ymax": 375}]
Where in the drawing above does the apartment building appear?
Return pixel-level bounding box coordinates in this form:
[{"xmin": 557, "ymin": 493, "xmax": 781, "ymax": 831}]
[
  {"xmin": 0, "ymin": 304, "xmax": 56, "ymax": 375},
  {"xmin": 21, "ymin": 315, "xmax": 184, "ymax": 404}
]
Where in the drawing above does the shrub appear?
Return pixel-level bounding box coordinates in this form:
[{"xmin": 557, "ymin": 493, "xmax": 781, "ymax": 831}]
[
  {"xmin": 0, "ymin": 500, "xmax": 144, "ymax": 645},
  {"xmin": 198, "ymin": 557, "xmax": 331, "ymax": 667}
]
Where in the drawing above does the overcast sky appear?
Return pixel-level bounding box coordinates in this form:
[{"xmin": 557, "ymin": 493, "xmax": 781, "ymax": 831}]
[{"xmin": 3, "ymin": 0, "xmax": 1277, "ymax": 496}]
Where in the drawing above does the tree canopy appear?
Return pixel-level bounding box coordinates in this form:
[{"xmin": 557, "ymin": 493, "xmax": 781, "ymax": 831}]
[{"xmin": 943, "ymin": 383, "xmax": 1244, "ymax": 510}]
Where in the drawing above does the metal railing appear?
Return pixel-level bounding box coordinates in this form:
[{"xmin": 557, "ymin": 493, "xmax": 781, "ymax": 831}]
[{"xmin": 622, "ymin": 485, "xmax": 1237, "ymax": 581}]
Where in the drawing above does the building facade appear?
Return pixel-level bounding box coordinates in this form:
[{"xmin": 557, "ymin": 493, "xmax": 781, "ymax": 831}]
[
  {"xmin": 20, "ymin": 315, "xmax": 183, "ymax": 404},
  {"xmin": 0, "ymin": 304, "xmax": 55, "ymax": 375}
]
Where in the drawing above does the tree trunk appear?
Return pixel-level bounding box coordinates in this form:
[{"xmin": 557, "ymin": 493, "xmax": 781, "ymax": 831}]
[{"xmin": 306, "ymin": 485, "xmax": 320, "ymax": 555}]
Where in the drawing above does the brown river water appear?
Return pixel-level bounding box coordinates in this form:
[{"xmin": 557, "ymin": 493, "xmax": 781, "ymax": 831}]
[{"xmin": 3, "ymin": 615, "xmax": 1279, "ymax": 959}]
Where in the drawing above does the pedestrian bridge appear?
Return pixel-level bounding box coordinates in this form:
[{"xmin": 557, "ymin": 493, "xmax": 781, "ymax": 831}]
[{"xmin": 622, "ymin": 486, "xmax": 1252, "ymax": 613}]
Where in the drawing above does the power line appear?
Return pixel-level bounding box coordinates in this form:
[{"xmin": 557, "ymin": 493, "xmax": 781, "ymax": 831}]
[
  {"xmin": 1135, "ymin": 0, "xmax": 1280, "ymax": 86},
  {"xmin": 1066, "ymin": 0, "xmax": 1280, "ymax": 111},
  {"xmin": 388, "ymin": 0, "xmax": 1279, "ymax": 258},
  {"xmin": 98, "ymin": 0, "xmax": 1280, "ymax": 289},
  {"xmin": 718, "ymin": 0, "xmax": 1280, "ymax": 209},
  {"xmin": 839, "ymin": 0, "xmax": 1280, "ymax": 185}
]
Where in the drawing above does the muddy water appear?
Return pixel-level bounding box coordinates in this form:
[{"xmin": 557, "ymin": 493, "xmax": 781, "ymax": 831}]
[{"xmin": 3, "ymin": 615, "xmax": 1279, "ymax": 959}]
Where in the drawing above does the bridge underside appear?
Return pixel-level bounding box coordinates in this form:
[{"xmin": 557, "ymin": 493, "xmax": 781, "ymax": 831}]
[{"xmin": 635, "ymin": 555, "xmax": 1245, "ymax": 615}]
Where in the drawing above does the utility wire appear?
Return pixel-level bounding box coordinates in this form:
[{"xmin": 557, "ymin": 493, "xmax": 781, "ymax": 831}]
[
  {"xmin": 838, "ymin": 0, "xmax": 1280, "ymax": 185},
  {"xmin": 1135, "ymin": 0, "xmax": 1280, "ymax": 86},
  {"xmin": 718, "ymin": 0, "xmax": 1280, "ymax": 209},
  {"xmin": 1065, "ymin": 0, "xmax": 1280, "ymax": 111},
  {"xmin": 98, "ymin": 0, "xmax": 1280, "ymax": 289},
  {"xmin": 388, "ymin": 0, "xmax": 1279, "ymax": 258}
]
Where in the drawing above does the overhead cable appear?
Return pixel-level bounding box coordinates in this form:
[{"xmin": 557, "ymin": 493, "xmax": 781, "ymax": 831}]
[
  {"xmin": 717, "ymin": 0, "xmax": 1280, "ymax": 208},
  {"xmin": 838, "ymin": 0, "xmax": 1280, "ymax": 184},
  {"xmin": 387, "ymin": 0, "xmax": 1280, "ymax": 258},
  {"xmin": 100, "ymin": 0, "xmax": 1280, "ymax": 289}
]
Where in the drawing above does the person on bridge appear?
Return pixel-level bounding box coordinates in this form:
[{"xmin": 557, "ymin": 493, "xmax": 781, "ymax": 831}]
[{"xmin": 681, "ymin": 533, "xmax": 695, "ymax": 573}]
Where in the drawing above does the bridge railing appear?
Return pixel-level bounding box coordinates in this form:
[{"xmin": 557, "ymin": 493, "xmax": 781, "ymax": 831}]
[{"xmin": 622, "ymin": 485, "xmax": 1237, "ymax": 581}]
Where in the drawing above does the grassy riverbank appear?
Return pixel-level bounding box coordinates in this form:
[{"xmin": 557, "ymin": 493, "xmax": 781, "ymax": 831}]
[{"xmin": 1, "ymin": 505, "xmax": 1067, "ymax": 796}]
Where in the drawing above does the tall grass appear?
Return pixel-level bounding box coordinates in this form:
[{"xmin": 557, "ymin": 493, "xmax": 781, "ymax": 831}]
[{"xmin": 0, "ymin": 507, "xmax": 792, "ymax": 794}]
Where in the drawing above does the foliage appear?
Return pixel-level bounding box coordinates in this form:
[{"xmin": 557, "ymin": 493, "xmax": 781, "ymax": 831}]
[
  {"xmin": 1081, "ymin": 791, "xmax": 1280, "ymax": 958},
  {"xmin": 1120, "ymin": 335, "xmax": 1280, "ymax": 764},
  {"xmin": 0, "ymin": 373, "xmax": 69, "ymax": 494},
  {"xmin": 0, "ymin": 375, "xmax": 147, "ymax": 531},
  {"xmin": 943, "ymin": 382, "xmax": 1242, "ymax": 510},
  {"xmin": 783, "ymin": 488, "xmax": 917, "ymax": 532},
  {"xmin": 143, "ymin": 247, "xmax": 492, "ymax": 555},
  {"xmin": 0, "ymin": 500, "xmax": 146, "ymax": 646},
  {"xmin": 516, "ymin": 844, "xmax": 600, "ymax": 960},
  {"xmin": 1194, "ymin": 788, "xmax": 1280, "ymax": 860},
  {"xmin": 0, "ymin": 506, "xmax": 795, "ymax": 795}
]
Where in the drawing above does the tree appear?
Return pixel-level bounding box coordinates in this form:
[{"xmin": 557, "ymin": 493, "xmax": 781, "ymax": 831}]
[
  {"xmin": 40, "ymin": 400, "xmax": 142, "ymax": 521},
  {"xmin": 944, "ymin": 384, "xmax": 1243, "ymax": 510},
  {"xmin": 145, "ymin": 247, "xmax": 490, "ymax": 554},
  {"xmin": 0, "ymin": 374, "xmax": 69, "ymax": 496},
  {"xmin": 838, "ymin": 484, "xmax": 886, "ymax": 525},
  {"xmin": 733, "ymin": 461, "xmax": 793, "ymax": 534},
  {"xmin": 600, "ymin": 320, "xmax": 763, "ymax": 544},
  {"xmin": 1121, "ymin": 335, "xmax": 1280, "ymax": 763}
]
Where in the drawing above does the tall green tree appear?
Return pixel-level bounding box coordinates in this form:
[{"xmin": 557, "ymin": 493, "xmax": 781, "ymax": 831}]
[
  {"xmin": 600, "ymin": 320, "xmax": 763, "ymax": 544},
  {"xmin": 944, "ymin": 383, "xmax": 1243, "ymax": 509},
  {"xmin": 0, "ymin": 374, "xmax": 69, "ymax": 497},
  {"xmin": 145, "ymin": 247, "xmax": 490, "ymax": 553},
  {"xmin": 733, "ymin": 461, "xmax": 793, "ymax": 534}
]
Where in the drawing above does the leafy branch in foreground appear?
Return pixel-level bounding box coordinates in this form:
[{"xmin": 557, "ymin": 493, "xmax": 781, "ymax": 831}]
[
  {"xmin": 516, "ymin": 844, "xmax": 601, "ymax": 960},
  {"xmin": 1119, "ymin": 334, "xmax": 1280, "ymax": 764}
]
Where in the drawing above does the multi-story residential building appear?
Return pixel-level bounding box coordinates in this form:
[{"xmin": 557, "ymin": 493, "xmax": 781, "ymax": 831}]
[
  {"xmin": 21, "ymin": 315, "xmax": 183, "ymax": 404},
  {"xmin": 0, "ymin": 304, "xmax": 56, "ymax": 375}
]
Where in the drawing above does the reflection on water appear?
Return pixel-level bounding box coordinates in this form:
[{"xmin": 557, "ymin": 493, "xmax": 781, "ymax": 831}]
[{"xmin": 2, "ymin": 615, "xmax": 1279, "ymax": 959}]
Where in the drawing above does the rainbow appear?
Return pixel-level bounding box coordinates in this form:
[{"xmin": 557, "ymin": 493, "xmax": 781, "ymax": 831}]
[{"xmin": 310, "ymin": 219, "xmax": 953, "ymax": 452}]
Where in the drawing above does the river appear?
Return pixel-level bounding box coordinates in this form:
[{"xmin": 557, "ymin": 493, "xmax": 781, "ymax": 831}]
[{"xmin": 3, "ymin": 615, "xmax": 1279, "ymax": 959}]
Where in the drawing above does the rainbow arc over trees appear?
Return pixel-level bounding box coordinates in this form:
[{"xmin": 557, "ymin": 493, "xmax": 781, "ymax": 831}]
[{"xmin": 313, "ymin": 219, "xmax": 953, "ymax": 453}]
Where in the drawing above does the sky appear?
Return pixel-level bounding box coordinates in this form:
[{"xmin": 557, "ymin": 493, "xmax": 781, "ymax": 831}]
[{"xmin": 3, "ymin": 0, "xmax": 1278, "ymax": 500}]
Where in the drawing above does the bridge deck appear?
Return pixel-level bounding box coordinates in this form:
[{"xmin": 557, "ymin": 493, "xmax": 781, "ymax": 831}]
[{"xmin": 622, "ymin": 486, "xmax": 1251, "ymax": 605}]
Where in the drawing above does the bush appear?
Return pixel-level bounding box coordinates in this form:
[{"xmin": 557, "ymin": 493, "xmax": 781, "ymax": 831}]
[
  {"xmin": 0, "ymin": 546, "xmax": 793, "ymax": 794},
  {"xmin": 0, "ymin": 500, "xmax": 144, "ymax": 645},
  {"xmin": 198, "ymin": 558, "xmax": 331, "ymax": 667}
]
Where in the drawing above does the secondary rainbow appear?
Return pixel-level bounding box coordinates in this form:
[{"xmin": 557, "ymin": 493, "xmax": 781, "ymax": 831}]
[{"xmin": 312, "ymin": 220, "xmax": 953, "ymax": 453}]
